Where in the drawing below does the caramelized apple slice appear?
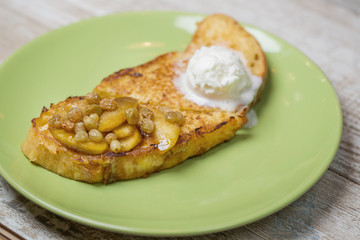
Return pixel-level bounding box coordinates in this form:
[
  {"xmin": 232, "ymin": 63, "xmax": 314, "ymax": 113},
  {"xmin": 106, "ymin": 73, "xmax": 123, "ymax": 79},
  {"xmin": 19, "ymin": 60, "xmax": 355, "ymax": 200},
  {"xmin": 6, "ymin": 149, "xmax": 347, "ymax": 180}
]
[
  {"xmin": 50, "ymin": 128, "xmax": 108, "ymax": 154},
  {"xmin": 113, "ymin": 123, "xmax": 136, "ymax": 138},
  {"xmin": 98, "ymin": 97, "xmax": 138, "ymax": 132},
  {"xmin": 149, "ymin": 107, "xmax": 180, "ymax": 153},
  {"xmin": 119, "ymin": 128, "xmax": 142, "ymax": 152}
]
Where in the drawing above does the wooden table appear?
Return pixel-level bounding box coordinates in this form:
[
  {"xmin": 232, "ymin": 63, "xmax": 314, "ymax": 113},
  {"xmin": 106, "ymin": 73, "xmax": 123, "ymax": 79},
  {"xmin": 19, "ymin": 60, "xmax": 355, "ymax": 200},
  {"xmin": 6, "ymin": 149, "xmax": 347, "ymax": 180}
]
[{"xmin": 1, "ymin": 0, "xmax": 359, "ymax": 239}]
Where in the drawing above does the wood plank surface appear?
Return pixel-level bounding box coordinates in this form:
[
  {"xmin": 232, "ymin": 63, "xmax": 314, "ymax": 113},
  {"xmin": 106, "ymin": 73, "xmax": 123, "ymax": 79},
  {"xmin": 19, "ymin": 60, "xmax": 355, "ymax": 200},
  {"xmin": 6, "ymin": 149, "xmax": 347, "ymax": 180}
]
[{"xmin": 0, "ymin": 0, "xmax": 359, "ymax": 239}]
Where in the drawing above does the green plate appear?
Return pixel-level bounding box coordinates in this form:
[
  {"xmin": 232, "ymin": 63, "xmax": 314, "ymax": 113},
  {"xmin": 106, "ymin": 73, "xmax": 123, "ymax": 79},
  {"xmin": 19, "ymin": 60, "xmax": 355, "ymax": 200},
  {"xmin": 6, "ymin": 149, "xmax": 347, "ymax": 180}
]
[{"xmin": 0, "ymin": 12, "xmax": 342, "ymax": 236}]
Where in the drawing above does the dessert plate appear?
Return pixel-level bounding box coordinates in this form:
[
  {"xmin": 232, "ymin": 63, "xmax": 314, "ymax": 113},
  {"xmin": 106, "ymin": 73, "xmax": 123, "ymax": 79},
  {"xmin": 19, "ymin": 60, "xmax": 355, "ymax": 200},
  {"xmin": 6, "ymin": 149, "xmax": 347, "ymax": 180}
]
[{"xmin": 0, "ymin": 12, "xmax": 342, "ymax": 236}]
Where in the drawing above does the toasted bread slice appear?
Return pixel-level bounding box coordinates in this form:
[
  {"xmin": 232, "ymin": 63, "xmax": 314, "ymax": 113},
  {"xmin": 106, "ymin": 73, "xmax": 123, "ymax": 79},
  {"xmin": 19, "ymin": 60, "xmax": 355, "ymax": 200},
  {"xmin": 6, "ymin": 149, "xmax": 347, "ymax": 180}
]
[
  {"xmin": 22, "ymin": 98, "xmax": 248, "ymax": 183},
  {"xmin": 94, "ymin": 14, "xmax": 266, "ymax": 111},
  {"xmin": 21, "ymin": 14, "xmax": 267, "ymax": 183}
]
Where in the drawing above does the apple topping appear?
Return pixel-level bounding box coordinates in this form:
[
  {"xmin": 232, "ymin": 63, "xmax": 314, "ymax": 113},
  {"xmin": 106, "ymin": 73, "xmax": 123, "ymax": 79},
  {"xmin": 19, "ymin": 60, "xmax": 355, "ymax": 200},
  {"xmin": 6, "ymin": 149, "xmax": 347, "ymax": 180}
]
[{"xmin": 48, "ymin": 93, "xmax": 183, "ymax": 155}]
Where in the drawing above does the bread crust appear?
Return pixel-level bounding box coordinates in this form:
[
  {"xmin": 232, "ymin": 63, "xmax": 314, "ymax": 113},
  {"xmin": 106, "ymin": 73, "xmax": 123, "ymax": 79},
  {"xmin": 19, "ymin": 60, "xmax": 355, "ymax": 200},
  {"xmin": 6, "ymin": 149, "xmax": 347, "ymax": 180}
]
[
  {"xmin": 95, "ymin": 14, "xmax": 267, "ymax": 112},
  {"xmin": 22, "ymin": 101, "xmax": 247, "ymax": 183},
  {"xmin": 22, "ymin": 14, "xmax": 267, "ymax": 183}
]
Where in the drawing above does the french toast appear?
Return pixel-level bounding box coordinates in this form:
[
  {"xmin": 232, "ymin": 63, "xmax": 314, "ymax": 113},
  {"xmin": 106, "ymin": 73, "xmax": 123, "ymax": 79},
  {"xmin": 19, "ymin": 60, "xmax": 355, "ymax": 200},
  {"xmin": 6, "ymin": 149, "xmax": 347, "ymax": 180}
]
[
  {"xmin": 95, "ymin": 14, "xmax": 266, "ymax": 111},
  {"xmin": 21, "ymin": 14, "xmax": 267, "ymax": 183}
]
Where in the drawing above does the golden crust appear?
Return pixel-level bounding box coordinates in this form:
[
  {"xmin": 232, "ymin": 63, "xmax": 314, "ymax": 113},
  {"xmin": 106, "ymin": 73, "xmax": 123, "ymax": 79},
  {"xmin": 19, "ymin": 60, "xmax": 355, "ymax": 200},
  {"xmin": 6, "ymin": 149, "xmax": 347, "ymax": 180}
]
[
  {"xmin": 94, "ymin": 14, "xmax": 267, "ymax": 111},
  {"xmin": 21, "ymin": 14, "xmax": 266, "ymax": 183},
  {"xmin": 22, "ymin": 98, "xmax": 247, "ymax": 183}
]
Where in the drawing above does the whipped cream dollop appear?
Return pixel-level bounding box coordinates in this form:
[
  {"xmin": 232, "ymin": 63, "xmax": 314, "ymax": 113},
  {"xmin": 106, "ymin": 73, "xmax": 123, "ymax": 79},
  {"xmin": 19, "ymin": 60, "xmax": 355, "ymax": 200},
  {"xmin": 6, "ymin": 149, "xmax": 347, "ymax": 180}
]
[{"xmin": 175, "ymin": 45, "xmax": 262, "ymax": 111}]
